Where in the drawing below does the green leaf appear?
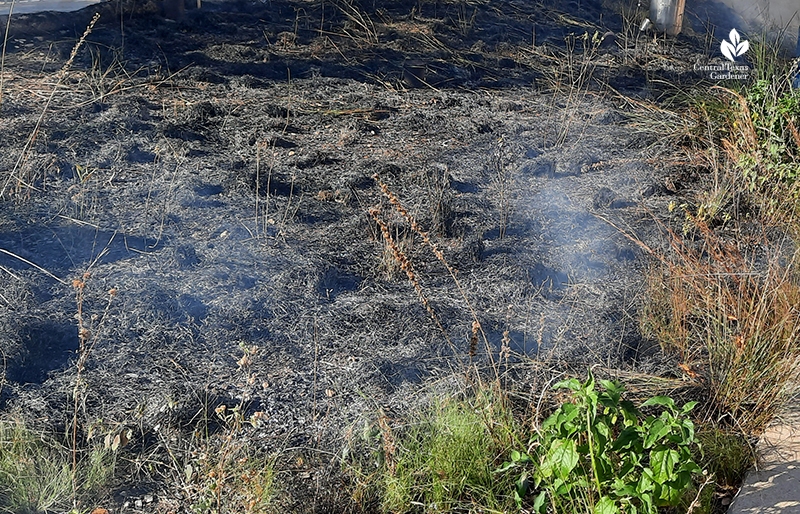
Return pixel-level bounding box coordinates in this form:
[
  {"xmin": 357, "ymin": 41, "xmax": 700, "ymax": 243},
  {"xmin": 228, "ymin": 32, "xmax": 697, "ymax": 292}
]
[
  {"xmin": 617, "ymin": 458, "xmax": 636, "ymax": 480},
  {"xmin": 542, "ymin": 403, "xmax": 581, "ymax": 434},
  {"xmin": 553, "ymin": 477, "xmax": 572, "ymax": 496},
  {"xmin": 680, "ymin": 419, "xmax": 696, "ymax": 444},
  {"xmin": 620, "ymin": 400, "xmax": 640, "ymax": 425},
  {"xmin": 584, "ymin": 368, "xmax": 596, "ymax": 392},
  {"xmin": 638, "ymin": 470, "xmax": 655, "ymax": 493},
  {"xmin": 516, "ymin": 472, "xmax": 529, "ymax": 498},
  {"xmin": 638, "ymin": 492, "xmax": 654, "ymax": 514},
  {"xmin": 532, "ymin": 491, "xmax": 547, "ymax": 513},
  {"xmin": 601, "ymin": 379, "xmax": 626, "ymax": 395},
  {"xmin": 644, "ymin": 418, "xmax": 670, "ymax": 448},
  {"xmin": 511, "ymin": 449, "xmax": 533, "ymax": 464},
  {"xmin": 540, "ymin": 439, "xmax": 579, "ymax": 479},
  {"xmin": 657, "ymin": 476, "xmax": 687, "ymax": 506},
  {"xmin": 594, "ymin": 496, "xmax": 619, "ymax": 514},
  {"xmin": 612, "ymin": 426, "xmax": 641, "ymax": 451},
  {"xmin": 642, "ymin": 396, "xmax": 677, "ymax": 411},
  {"xmin": 553, "ymin": 378, "xmax": 581, "ymax": 391},
  {"xmin": 651, "ymin": 449, "xmax": 680, "ymax": 483},
  {"xmin": 678, "ymin": 460, "xmax": 703, "ymax": 475},
  {"xmin": 494, "ymin": 461, "xmax": 516, "ymax": 473},
  {"xmin": 613, "ymin": 482, "xmax": 637, "ymax": 497},
  {"xmin": 680, "ymin": 401, "xmax": 698, "ymax": 415}
]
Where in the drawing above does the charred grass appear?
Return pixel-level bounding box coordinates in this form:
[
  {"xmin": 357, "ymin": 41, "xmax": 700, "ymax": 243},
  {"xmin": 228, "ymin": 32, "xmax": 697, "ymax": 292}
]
[{"xmin": 0, "ymin": 1, "xmax": 799, "ymax": 513}]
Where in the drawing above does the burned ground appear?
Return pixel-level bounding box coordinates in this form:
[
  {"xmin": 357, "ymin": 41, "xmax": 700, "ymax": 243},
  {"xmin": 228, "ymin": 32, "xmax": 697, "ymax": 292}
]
[{"xmin": 0, "ymin": 0, "xmax": 744, "ymax": 510}]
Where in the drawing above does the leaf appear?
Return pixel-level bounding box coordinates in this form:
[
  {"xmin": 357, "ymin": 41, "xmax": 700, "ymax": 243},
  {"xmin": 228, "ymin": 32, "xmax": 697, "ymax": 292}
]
[
  {"xmin": 650, "ymin": 449, "xmax": 680, "ymax": 483},
  {"xmin": 638, "ymin": 492, "xmax": 654, "ymax": 514},
  {"xmin": 539, "ymin": 439, "xmax": 579, "ymax": 480},
  {"xmin": 553, "ymin": 378, "xmax": 581, "ymax": 391},
  {"xmin": 516, "ymin": 472, "xmax": 530, "ymax": 498},
  {"xmin": 594, "ymin": 496, "xmax": 619, "ymax": 514},
  {"xmin": 678, "ymin": 460, "xmax": 703, "ymax": 475},
  {"xmin": 553, "ymin": 477, "xmax": 572, "ymax": 495},
  {"xmin": 601, "ymin": 379, "xmax": 626, "ymax": 395},
  {"xmin": 543, "ymin": 403, "xmax": 581, "ymax": 435},
  {"xmin": 641, "ymin": 396, "xmax": 676, "ymax": 411},
  {"xmin": 532, "ymin": 491, "xmax": 547, "ymax": 513},
  {"xmin": 512, "ymin": 449, "xmax": 533, "ymax": 464},
  {"xmin": 680, "ymin": 401, "xmax": 698, "ymax": 415},
  {"xmin": 638, "ymin": 469, "xmax": 655, "ymax": 493},
  {"xmin": 111, "ymin": 430, "xmax": 130, "ymax": 451},
  {"xmin": 612, "ymin": 426, "xmax": 641, "ymax": 451},
  {"xmin": 620, "ymin": 400, "xmax": 640, "ymax": 425},
  {"xmin": 584, "ymin": 368, "xmax": 596, "ymax": 392},
  {"xmin": 613, "ymin": 482, "xmax": 637, "ymax": 497},
  {"xmin": 495, "ymin": 461, "xmax": 516, "ymax": 473},
  {"xmin": 617, "ymin": 458, "xmax": 636, "ymax": 480},
  {"xmin": 644, "ymin": 418, "xmax": 670, "ymax": 448}
]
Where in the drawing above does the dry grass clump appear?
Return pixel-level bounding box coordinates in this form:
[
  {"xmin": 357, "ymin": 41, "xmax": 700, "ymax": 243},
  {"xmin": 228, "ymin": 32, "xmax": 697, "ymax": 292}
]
[
  {"xmin": 630, "ymin": 36, "xmax": 800, "ymax": 436},
  {"xmin": 642, "ymin": 216, "xmax": 800, "ymax": 432}
]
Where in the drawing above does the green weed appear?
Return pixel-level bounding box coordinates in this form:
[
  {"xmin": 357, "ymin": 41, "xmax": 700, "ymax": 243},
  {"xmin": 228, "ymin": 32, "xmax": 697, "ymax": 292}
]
[{"xmin": 500, "ymin": 370, "xmax": 703, "ymax": 514}]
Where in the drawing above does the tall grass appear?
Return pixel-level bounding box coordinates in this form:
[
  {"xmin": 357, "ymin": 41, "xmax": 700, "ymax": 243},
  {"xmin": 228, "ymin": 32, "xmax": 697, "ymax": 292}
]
[
  {"xmin": 637, "ymin": 35, "xmax": 800, "ymax": 434},
  {"xmin": 642, "ymin": 217, "xmax": 800, "ymax": 432},
  {"xmin": 348, "ymin": 394, "xmax": 518, "ymax": 513}
]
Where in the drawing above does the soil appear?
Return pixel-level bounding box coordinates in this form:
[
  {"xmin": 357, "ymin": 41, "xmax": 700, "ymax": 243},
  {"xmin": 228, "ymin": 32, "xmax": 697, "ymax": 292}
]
[{"xmin": 0, "ymin": 0, "xmax": 748, "ymax": 511}]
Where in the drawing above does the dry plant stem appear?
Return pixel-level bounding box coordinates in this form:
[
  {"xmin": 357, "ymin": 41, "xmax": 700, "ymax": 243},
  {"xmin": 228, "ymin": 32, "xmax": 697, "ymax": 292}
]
[
  {"xmin": 71, "ymin": 273, "xmax": 116, "ymax": 499},
  {"xmin": 368, "ymin": 207, "xmax": 455, "ymax": 354},
  {"xmin": 0, "ymin": 12, "xmax": 100, "ymax": 199},
  {"xmin": 686, "ymin": 473, "xmax": 715, "ymax": 513},
  {"xmin": 0, "ymin": 0, "xmax": 14, "ymax": 116},
  {"xmin": 373, "ymin": 175, "xmax": 499, "ymax": 379},
  {"xmin": 0, "ymin": 248, "xmax": 67, "ymax": 284}
]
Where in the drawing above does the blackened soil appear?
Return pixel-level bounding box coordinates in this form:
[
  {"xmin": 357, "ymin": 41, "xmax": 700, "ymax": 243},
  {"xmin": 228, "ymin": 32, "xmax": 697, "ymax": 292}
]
[{"xmin": 0, "ymin": 0, "xmax": 723, "ymax": 511}]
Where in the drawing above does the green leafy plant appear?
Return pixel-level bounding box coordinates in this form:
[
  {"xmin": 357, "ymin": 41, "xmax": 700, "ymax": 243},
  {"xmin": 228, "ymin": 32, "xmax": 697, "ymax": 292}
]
[{"xmin": 500, "ymin": 370, "xmax": 703, "ymax": 513}]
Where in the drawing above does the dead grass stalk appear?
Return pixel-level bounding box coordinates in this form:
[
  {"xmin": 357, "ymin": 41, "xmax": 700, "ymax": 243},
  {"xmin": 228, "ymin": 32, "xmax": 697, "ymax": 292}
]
[{"xmin": 0, "ymin": 0, "xmax": 15, "ymax": 115}]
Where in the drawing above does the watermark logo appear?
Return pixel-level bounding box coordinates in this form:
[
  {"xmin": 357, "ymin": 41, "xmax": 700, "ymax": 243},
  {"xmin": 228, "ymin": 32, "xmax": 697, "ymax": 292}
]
[
  {"xmin": 693, "ymin": 28, "xmax": 751, "ymax": 80},
  {"xmin": 721, "ymin": 29, "xmax": 749, "ymax": 61}
]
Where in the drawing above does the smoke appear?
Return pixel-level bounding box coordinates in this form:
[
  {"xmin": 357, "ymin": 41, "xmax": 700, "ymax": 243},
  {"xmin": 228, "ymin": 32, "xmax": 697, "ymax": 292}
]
[
  {"xmin": 691, "ymin": 0, "xmax": 800, "ymax": 53},
  {"xmin": 720, "ymin": 0, "xmax": 799, "ymax": 28}
]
